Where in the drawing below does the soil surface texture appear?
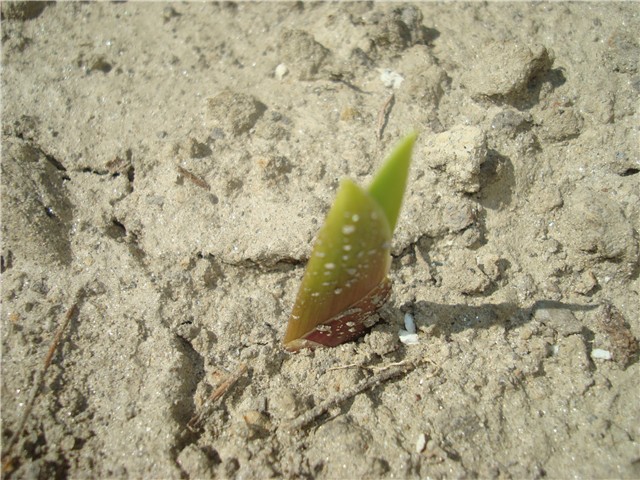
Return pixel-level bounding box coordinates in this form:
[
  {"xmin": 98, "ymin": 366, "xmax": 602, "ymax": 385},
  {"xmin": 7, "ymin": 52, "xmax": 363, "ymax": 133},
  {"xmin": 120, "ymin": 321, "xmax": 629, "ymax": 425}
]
[{"xmin": 2, "ymin": 2, "xmax": 639, "ymax": 479}]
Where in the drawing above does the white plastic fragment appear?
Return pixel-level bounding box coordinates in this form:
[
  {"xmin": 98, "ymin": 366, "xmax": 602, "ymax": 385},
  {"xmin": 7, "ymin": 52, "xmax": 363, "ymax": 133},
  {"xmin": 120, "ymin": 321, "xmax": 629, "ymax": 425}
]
[
  {"xmin": 399, "ymin": 312, "xmax": 419, "ymax": 345},
  {"xmin": 416, "ymin": 433, "xmax": 427, "ymax": 453},
  {"xmin": 379, "ymin": 68, "xmax": 404, "ymax": 89},
  {"xmin": 591, "ymin": 348, "xmax": 612, "ymax": 361}
]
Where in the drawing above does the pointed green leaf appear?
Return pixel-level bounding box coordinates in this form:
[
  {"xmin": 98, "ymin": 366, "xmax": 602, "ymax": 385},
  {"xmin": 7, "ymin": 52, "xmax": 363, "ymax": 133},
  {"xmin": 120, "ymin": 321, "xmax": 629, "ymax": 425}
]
[
  {"xmin": 284, "ymin": 179, "xmax": 391, "ymax": 350},
  {"xmin": 283, "ymin": 133, "xmax": 417, "ymax": 351},
  {"xmin": 367, "ymin": 131, "xmax": 417, "ymax": 233}
]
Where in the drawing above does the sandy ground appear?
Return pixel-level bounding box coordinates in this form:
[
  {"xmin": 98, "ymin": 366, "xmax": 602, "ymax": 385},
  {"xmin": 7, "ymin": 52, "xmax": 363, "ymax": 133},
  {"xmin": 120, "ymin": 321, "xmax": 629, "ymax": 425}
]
[{"xmin": 2, "ymin": 2, "xmax": 639, "ymax": 478}]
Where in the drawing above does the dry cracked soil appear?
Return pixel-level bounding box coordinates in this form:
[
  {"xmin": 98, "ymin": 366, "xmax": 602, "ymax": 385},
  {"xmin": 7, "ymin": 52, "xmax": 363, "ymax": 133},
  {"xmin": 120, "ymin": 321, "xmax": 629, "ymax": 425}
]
[{"xmin": 1, "ymin": 2, "xmax": 639, "ymax": 479}]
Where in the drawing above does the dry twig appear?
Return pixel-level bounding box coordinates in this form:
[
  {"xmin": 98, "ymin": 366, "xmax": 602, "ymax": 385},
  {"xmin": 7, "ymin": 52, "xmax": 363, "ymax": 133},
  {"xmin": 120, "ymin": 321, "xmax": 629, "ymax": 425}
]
[
  {"xmin": 176, "ymin": 165, "xmax": 211, "ymax": 191},
  {"xmin": 2, "ymin": 297, "xmax": 80, "ymax": 472},
  {"xmin": 286, "ymin": 360, "xmax": 418, "ymax": 431},
  {"xmin": 376, "ymin": 93, "xmax": 395, "ymax": 141},
  {"xmin": 187, "ymin": 362, "xmax": 248, "ymax": 431},
  {"xmin": 326, "ymin": 363, "xmax": 360, "ymax": 372}
]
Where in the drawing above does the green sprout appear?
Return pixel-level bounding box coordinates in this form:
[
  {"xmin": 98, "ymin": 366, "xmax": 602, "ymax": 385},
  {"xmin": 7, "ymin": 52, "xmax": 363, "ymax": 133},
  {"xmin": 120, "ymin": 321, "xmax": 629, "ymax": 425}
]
[{"xmin": 283, "ymin": 132, "xmax": 418, "ymax": 351}]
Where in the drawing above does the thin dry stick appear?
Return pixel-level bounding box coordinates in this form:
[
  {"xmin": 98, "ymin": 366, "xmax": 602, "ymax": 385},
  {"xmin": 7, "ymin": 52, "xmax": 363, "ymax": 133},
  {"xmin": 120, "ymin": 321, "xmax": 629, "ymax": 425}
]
[
  {"xmin": 287, "ymin": 360, "xmax": 418, "ymax": 431},
  {"xmin": 368, "ymin": 359, "xmax": 413, "ymax": 372},
  {"xmin": 327, "ymin": 359, "xmax": 411, "ymax": 373},
  {"xmin": 376, "ymin": 92, "xmax": 395, "ymax": 141},
  {"xmin": 176, "ymin": 165, "xmax": 211, "ymax": 191},
  {"xmin": 187, "ymin": 362, "xmax": 248, "ymax": 431},
  {"xmin": 326, "ymin": 363, "xmax": 359, "ymax": 372},
  {"xmin": 2, "ymin": 301, "xmax": 79, "ymax": 469}
]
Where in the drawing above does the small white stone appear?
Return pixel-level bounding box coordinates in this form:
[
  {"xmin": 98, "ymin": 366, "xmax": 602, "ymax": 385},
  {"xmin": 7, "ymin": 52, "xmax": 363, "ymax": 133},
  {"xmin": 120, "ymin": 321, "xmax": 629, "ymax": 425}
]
[
  {"xmin": 591, "ymin": 348, "xmax": 612, "ymax": 360},
  {"xmin": 399, "ymin": 330, "xmax": 419, "ymax": 345},
  {"xmin": 404, "ymin": 312, "xmax": 416, "ymax": 334},
  {"xmin": 275, "ymin": 63, "xmax": 288, "ymax": 80},
  {"xmin": 379, "ymin": 68, "xmax": 404, "ymax": 89},
  {"xmin": 416, "ymin": 433, "xmax": 427, "ymax": 453}
]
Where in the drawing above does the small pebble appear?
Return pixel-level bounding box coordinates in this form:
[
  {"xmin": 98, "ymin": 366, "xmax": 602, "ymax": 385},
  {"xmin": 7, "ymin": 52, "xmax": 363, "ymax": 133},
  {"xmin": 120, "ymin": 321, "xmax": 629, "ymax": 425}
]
[
  {"xmin": 416, "ymin": 433, "xmax": 427, "ymax": 453},
  {"xmin": 403, "ymin": 312, "xmax": 416, "ymax": 334},
  {"xmin": 379, "ymin": 69, "xmax": 404, "ymax": 89},
  {"xmin": 591, "ymin": 348, "xmax": 612, "ymax": 361},
  {"xmin": 399, "ymin": 332, "xmax": 419, "ymax": 345},
  {"xmin": 275, "ymin": 63, "xmax": 288, "ymax": 80},
  {"xmin": 399, "ymin": 312, "xmax": 419, "ymax": 345}
]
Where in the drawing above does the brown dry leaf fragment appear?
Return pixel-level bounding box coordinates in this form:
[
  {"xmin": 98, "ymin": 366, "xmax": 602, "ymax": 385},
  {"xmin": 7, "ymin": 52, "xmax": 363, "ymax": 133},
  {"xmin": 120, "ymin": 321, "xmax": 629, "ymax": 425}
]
[{"xmin": 598, "ymin": 304, "xmax": 639, "ymax": 369}]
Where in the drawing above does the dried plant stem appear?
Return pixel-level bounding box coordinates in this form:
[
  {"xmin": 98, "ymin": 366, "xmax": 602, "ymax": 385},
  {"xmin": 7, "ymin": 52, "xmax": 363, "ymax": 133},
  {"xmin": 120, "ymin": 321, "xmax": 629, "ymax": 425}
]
[
  {"xmin": 287, "ymin": 360, "xmax": 417, "ymax": 431},
  {"xmin": 187, "ymin": 363, "xmax": 248, "ymax": 431},
  {"xmin": 176, "ymin": 165, "xmax": 211, "ymax": 191},
  {"xmin": 2, "ymin": 300, "xmax": 79, "ymax": 471},
  {"xmin": 376, "ymin": 93, "xmax": 395, "ymax": 141},
  {"xmin": 326, "ymin": 363, "xmax": 360, "ymax": 372},
  {"xmin": 368, "ymin": 359, "xmax": 414, "ymax": 372}
]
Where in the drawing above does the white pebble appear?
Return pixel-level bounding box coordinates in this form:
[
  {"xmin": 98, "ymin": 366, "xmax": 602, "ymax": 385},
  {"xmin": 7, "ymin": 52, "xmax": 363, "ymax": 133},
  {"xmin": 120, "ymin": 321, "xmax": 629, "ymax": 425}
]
[
  {"xmin": 275, "ymin": 63, "xmax": 288, "ymax": 80},
  {"xmin": 591, "ymin": 348, "xmax": 612, "ymax": 360},
  {"xmin": 399, "ymin": 331, "xmax": 419, "ymax": 345},
  {"xmin": 416, "ymin": 433, "xmax": 427, "ymax": 453},
  {"xmin": 399, "ymin": 310, "xmax": 418, "ymax": 345},
  {"xmin": 379, "ymin": 68, "xmax": 404, "ymax": 89},
  {"xmin": 404, "ymin": 312, "xmax": 416, "ymax": 334}
]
